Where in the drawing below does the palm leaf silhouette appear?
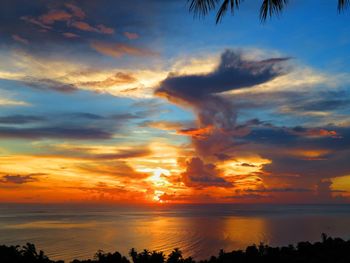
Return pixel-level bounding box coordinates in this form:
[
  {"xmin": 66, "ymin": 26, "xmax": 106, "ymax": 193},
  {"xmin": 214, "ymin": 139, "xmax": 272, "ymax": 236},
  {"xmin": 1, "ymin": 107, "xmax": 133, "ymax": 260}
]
[{"xmin": 188, "ymin": 0, "xmax": 349, "ymax": 22}]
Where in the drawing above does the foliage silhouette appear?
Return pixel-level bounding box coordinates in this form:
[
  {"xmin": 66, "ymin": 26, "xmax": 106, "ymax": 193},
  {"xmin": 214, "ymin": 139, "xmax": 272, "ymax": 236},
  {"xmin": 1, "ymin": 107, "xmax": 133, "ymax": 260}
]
[
  {"xmin": 0, "ymin": 243, "xmax": 63, "ymax": 263},
  {"xmin": 2, "ymin": 234, "xmax": 350, "ymax": 262},
  {"xmin": 188, "ymin": 0, "xmax": 350, "ymax": 23}
]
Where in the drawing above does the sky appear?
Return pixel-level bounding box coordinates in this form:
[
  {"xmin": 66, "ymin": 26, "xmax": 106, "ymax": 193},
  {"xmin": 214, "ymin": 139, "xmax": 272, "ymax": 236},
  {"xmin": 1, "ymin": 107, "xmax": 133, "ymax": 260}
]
[{"xmin": 0, "ymin": 0, "xmax": 350, "ymax": 204}]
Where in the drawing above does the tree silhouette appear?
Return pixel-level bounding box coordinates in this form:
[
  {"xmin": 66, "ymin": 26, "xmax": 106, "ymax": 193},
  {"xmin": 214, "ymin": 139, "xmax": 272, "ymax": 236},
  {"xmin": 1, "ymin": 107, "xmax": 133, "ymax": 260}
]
[
  {"xmin": 166, "ymin": 248, "xmax": 182, "ymax": 263},
  {"xmin": 2, "ymin": 234, "xmax": 350, "ymax": 263},
  {"xmin": 188, "ymin": 0, "xmax": 350, "ymax": 23}
]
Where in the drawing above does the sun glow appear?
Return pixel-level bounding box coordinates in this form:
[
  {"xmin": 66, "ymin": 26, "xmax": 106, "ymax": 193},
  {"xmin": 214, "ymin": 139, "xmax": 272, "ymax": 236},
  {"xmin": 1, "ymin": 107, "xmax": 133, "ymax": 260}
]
[
  {"xmin": 146, "ymin": 167, "xmax": 171, "ymax": 187},
  {"xmin": 153, "ymin": 190, "xmax": 165, "ymax": 203}
]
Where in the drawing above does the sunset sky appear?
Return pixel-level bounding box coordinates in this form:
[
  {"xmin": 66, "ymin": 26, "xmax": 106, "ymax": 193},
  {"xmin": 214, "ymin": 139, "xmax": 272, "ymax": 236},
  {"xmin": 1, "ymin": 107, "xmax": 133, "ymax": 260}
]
[{"xmin": 0, "ymin": 0, "xmax": 350, "ymax": 204}]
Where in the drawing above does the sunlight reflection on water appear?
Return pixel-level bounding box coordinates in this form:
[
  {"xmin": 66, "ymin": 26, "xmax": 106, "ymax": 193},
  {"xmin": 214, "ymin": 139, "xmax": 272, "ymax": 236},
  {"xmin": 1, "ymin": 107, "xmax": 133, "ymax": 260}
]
[{"xmin": 1, "ymin": 204, "xmax": 350, "ymax": 262}]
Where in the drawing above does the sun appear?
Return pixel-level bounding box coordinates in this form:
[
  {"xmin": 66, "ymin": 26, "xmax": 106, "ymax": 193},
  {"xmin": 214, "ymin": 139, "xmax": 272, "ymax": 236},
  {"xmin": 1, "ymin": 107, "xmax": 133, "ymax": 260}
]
[{"xmin": 147, "ymin": 167, "xmax": 171, "ymax": 187}]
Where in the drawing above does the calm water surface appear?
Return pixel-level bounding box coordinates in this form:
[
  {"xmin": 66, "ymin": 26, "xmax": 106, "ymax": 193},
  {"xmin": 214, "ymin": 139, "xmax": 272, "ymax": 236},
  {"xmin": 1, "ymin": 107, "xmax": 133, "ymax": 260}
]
[{"xmin": 1, "ymin": 204, "xmax": 350, "ymax": 262}]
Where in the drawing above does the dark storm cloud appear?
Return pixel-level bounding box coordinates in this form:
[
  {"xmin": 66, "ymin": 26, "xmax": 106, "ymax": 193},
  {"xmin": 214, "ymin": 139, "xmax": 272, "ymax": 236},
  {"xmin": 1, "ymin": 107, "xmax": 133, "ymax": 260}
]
[
  {"xmin": 244, "ymin": 125, "xmax": 350, "ymax": 151},
  {"xmin": 263, "ymin": 151, "xmax": 350, "ymax": 181},
  {"xmin": 238, "ymin": 124, "xmax": 350, "ymax": 190},
  {"xmin": 157, "ymin": 50, "xmax": 289, "ymax": 102},
  {"xmin": 156, "ymin": 50, "xmax": 288, "ymax": 159},
  {"xmin": 181, "ymin": 157, "xmax": 232, "ymax": 188}
]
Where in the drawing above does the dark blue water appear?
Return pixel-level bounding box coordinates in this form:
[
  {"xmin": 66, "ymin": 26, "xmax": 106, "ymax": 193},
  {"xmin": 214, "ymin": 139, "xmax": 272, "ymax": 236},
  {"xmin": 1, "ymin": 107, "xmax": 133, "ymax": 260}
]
[{"xmin": 0, "ymin": 204, "xmax": 350, "ymax": 262}]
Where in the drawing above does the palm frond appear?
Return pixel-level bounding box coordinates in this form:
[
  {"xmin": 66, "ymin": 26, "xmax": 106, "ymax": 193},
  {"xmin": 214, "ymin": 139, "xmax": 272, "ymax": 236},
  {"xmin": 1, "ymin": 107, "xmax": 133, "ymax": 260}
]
[
  {"xmin": 215, "ymin": 0, "xmax": 243, "ymax": 23},
  {"xmin": 188, "ymin": 0, "xmax": 220, "ymax": 17},
  {"xmin": 259, "ymin": 0, "xmax": 288, "ymax": 22},
  {"xmin": 189, "ymin": 0, "xmax": 348, "ymax": 23},
  {"xmin": 189, "ymin": 0, "xmax": 243, "ymax": 22},
  {"xmin": 338, "ymin": 0, "xmax": 350, "ymax": 12}
]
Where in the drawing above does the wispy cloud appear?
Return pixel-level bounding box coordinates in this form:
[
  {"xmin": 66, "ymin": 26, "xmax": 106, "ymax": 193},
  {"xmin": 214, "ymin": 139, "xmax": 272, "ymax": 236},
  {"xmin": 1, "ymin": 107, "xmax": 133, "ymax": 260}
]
[
  {"xmin": 0, "ymin": 98, "xmax": 30, "ymax": 107},
  {"xmin": 91, "ymin": 41, "xmax": 158, "ymax": 58},
  {"xmin": 12, "ymin": 34, "xmax": 29, "ymax": 45},
  {"xmin": 124, "ymin": 32, "xmax": 139, "ymax": 40}
]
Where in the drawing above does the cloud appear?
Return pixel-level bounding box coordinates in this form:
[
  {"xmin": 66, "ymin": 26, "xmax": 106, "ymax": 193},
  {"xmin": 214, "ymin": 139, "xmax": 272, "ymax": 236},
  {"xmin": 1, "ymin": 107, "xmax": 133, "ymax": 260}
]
[
  {"xmin": 315, "ymin": 180, "xmax": 347, "ymax": 202},
  {"xmin": 91, "ymin": 41, "xmax": 158, "ymax": 58},
  {"xmin": 0, "ymin": 115, "xmax": 45, "ymax": 124},
  {"xmin": 156, "ymin": 50, "xmax": 288, "ymax": 159},
  {"xmin": 20, "ymin": 16, "xmax": 52, "ymax": 30},
  {"xmin": 157, "ymin": 50, "xmax": 288, "ymax": 102},
  {"xmin": 77, "ymin": 160, "xmax": 150, "ymax": 179},
  {"xmin": 12, "ymin": 34, "xmax": 29, "ymax": 45},
  {"xmin": 290, "ymin": 126, "xmax": 339, "ymax": 138},
  {"xmin": 20, "ymin": 2, "xmax": 114, "ymax": 37},
  {"xmin": 224, "ymin": 193, "xmax": 270, "ymax": 200},
  {"xmin": 0, "ymin": 49, "xmax": 166, "ymax": 98},
  {"xmin": 0, "ymin": 174, "xmax": 39, "ymax": 184},
  {"xmin": 71, "ymin": 21, "xmax": 98, "ymax": 32},
  {"xmin": 23, "ymin": 78, "xmax": 78, "ymax": 93},
  {"xmin": 181, "ymin": 157, "xmax": 231, "ymax": 188},
  {"xmin": 246, "ymin": 187, "xmax": 311, "ymax": 193},
  {"xmin": 64, "ymin": 3, "xmax": 86, "ymax": 19},
  {"xmin": 47, "ymin": 144, "xmax": 151, "ymax": 160},
  {"xmin": 96, "ymin": 24, "xmax": 115, "ymax": 35},
  {"xmin": 80, "ymin": 72, "xmax": 137, "ymax": 88},
  {"xmin": 62, "ymin": 32, "xmax": 79, "ymax": 38},
  {"xmin": 40, "ymin": 9, "xmax": 72, "ymax": 24},
  {"xmin": 70, "ymin": 22, "xmax": 114, "ymax": 34},
  {"xmin": 124, "ymin": 32, "xmax": 139, "ymax": 40},
  {"xmin": 240, "ymin": 163, "xmax": 258, "ymax": 167},
  {"xmin": 177, "ymin": 125, "xmax": 214, "ymax": 140},
  {"xmin": 240, "ymin": 124, "xmax": 350, "ymax": 195},
  {"xmin": 141, "ymin": 120, "xmax": 186, "ymax": 131},
  {"xmin": 287, "ymin": 98, "xmax": 350, "ymax": 112},
  {"xmin": 0, "ymin": 126, "xmax": 113, "ymax": 140},
  {"xmin": 0, "ymin": 110, "xmax": 149, "ymax": 142},
  {"xmin": 0, "ymin": 98, "xmax": 30, "ymax": 107}
]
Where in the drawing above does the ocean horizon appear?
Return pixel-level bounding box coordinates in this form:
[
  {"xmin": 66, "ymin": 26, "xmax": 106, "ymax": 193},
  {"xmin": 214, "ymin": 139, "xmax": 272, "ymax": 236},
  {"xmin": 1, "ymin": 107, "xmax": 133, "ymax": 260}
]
[{"xmin": 1, "ymin": 203, "xmax": 350, "ymax": 262}]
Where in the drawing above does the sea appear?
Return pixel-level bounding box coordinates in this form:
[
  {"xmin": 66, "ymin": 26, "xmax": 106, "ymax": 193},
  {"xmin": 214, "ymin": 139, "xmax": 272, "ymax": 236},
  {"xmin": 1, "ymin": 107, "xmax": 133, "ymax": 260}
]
[{"xmin": 0, "ymin": 204, "xmax": 350, "ymax": 262}]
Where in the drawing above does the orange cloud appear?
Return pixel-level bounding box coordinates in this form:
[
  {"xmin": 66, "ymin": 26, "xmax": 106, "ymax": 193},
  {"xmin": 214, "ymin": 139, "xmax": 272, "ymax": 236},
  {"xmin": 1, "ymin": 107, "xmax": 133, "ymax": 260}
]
[
  {"xmin": 71, "ymin": 21, "xmax": 99, "ymax": 32},
  {"xmin": 291, "ymin": 127, "xmax": 340, "ymax": 138},
  {"xmin": 91, "ymin": 41, "xmax": 158, "ymax": 58},
  {"xmin": 143, "ymin": 121, "xmax": 184, "ymax": 131},
  {"xmin": 62, "ymin": 32, "xmax": 79, "ymax": 38},
  {"xmin": 64, "ymin": 3, "xmax": 86, "ymax": 19},
  {"xmin": 97, "ymin": 24, "xmax": 115, "ymax": 35},
  {"xmin": 70, "ymin": 22, "xmax": 114, "ymax": 35},
  {"xmin": 177, "ymin": 125, "xmax": 214, "ymax": 139},
  {"xmin": 80, "ymin": 72, "xmax": 137, "ymax": 88},
  {"xmin": 40, "ymin": 10, "xmax": 72, "ymax": 24},
  {"xmin": 317, "ymin": 129, "xmax": 339, "ymax": 137}
]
